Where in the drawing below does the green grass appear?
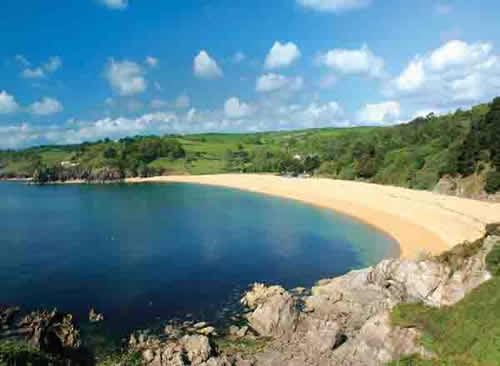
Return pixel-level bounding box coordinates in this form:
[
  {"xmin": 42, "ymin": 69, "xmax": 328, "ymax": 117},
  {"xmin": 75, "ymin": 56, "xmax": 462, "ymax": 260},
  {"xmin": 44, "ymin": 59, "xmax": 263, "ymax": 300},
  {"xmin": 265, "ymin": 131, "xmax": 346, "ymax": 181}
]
[
  {"xmin": 214, "ymin": 337, "xmax": 270, "ymax": 358},
  {"xmin": 0, "ymin": 340, "xmax": 49, "ymax": 366},
  {"xmin": 390, "ymin": 242, "xmax": 500, "ymax": 365},
  {"xmin": 149, "ymin": 158, "xmax": 189, "ymax": 174}
]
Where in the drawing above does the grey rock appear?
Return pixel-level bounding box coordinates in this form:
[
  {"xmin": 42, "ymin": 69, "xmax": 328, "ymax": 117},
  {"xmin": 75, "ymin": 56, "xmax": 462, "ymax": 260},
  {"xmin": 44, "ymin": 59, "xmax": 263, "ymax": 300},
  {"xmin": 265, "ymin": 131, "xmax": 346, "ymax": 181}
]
[
  {"xmin": 89, "ymin": 308, "xmax": 104, "ymax": 323},
  {"xmin": 181, "ymin": 334, "xmax": 212, "ymax": 364},
  {"xmin": 242, "ymin": 284, "xmax": 299, "ymax": 338}
]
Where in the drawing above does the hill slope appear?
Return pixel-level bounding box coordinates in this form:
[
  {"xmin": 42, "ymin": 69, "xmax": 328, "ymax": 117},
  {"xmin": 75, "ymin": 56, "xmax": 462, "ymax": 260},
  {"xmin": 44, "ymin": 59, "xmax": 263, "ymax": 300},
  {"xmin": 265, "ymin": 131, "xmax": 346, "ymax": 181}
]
[{"xmin": 1, "ymin": 98, "xmax": 499, "ymax": 195}]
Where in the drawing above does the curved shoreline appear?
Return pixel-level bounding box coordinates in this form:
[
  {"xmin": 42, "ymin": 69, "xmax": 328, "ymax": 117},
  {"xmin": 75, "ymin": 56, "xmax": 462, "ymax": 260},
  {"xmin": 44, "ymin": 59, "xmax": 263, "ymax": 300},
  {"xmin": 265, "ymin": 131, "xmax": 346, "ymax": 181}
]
[{"xmin": 125, "ymin": 174, "xmax": 500, "ymax": 259}]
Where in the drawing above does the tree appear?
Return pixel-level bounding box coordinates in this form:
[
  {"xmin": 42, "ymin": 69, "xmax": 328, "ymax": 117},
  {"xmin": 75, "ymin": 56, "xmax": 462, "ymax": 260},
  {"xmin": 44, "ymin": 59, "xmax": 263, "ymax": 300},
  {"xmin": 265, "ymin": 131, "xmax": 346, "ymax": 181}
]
[
  {"xmin": 485, "ymin": 171, "xmax": 500, "ymax": 194},
  {"xmin": 304, "ymin": 155, "xmax": 321, "ymax": 174},
  {"xmin": 103, "ymin": 147, "xmax": 117, "ymax": 159}
]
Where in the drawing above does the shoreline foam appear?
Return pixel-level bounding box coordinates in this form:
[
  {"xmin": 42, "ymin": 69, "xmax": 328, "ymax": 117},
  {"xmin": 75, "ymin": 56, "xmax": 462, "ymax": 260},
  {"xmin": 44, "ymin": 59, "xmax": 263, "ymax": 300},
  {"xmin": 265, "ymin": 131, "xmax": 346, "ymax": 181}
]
[{"xmin": 125, "ymin": 174, "xmax": 500, "ymax": 259}]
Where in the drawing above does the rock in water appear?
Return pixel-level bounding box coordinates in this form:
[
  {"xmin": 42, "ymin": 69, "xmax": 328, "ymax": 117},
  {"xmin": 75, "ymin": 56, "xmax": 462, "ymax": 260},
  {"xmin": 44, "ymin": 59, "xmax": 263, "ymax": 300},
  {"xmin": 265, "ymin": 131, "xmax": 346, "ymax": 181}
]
[{"xmin": 88, "ymin": 308, "xmax": 104, "ymax": 323}]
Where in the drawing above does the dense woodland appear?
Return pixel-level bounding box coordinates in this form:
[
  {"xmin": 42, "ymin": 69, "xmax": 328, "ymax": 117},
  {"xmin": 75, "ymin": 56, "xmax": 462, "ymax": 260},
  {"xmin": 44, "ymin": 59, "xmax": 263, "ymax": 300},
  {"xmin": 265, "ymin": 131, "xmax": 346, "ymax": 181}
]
[{"xmin": 1, "ymin": 97, "xmax": 500, "ymax": 193}]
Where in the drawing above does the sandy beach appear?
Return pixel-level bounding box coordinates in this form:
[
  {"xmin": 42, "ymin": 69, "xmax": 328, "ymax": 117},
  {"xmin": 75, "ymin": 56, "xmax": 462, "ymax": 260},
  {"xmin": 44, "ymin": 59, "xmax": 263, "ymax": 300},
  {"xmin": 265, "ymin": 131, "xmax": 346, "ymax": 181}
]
[{"xmin": 126, "ymin": 174, "xmax": 500, "ymax": 259}]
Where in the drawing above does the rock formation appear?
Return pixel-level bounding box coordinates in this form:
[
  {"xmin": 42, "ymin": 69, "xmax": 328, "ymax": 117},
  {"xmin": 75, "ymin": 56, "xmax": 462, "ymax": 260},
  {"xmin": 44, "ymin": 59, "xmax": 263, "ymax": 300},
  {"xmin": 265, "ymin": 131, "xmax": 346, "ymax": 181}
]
[{"xmin": 236, "ymin": 230, "xmax": 499, "ymax": 365}]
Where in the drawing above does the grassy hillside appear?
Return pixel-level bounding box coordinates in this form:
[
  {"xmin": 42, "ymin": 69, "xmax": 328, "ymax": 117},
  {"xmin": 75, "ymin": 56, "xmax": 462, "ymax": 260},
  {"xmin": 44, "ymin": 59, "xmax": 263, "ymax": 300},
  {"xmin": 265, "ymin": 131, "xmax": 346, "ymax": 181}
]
[
  {"xmin": 1, "ymin": 98, "xmax": 499, "ymax": 193},
  {"xmin": 390, "ymin": 230, "xmax": 500, "ymax": 365}
]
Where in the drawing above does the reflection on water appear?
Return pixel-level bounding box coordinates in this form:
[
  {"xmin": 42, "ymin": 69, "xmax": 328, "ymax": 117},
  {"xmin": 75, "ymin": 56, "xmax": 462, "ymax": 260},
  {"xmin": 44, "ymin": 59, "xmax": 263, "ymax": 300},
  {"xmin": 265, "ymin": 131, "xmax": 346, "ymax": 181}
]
[{"xmin": 0, "ymin": 182, "xmax": 397, "ymax": 334}]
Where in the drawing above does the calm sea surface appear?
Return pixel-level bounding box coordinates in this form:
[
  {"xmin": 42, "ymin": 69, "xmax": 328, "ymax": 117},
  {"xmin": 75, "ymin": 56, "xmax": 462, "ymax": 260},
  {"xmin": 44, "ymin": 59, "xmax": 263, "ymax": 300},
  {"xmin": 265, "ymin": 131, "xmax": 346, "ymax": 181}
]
[{"xmin": 0, "ymin": 181, "xmax": 397, "ymax": 334}]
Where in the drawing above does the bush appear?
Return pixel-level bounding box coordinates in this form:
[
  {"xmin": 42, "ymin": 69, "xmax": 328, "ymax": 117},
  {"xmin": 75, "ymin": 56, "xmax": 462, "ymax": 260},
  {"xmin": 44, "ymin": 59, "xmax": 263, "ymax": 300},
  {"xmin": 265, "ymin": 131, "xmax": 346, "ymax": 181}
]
[
  {"xmin": 486, "ymin": 242, "xmax": 500, "ymax": 276},
  {"xmin": 485, "ymin": 171, "xmax": 500, "ymax": 193}
]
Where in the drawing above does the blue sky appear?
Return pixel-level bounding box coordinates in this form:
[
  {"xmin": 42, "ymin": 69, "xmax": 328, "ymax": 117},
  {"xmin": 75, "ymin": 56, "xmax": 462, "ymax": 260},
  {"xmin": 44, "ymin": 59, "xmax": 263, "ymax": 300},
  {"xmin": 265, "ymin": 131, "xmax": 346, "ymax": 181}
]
[{"xmin": 1, "ymin": 0, "xmax": 500, "ymax": 148}]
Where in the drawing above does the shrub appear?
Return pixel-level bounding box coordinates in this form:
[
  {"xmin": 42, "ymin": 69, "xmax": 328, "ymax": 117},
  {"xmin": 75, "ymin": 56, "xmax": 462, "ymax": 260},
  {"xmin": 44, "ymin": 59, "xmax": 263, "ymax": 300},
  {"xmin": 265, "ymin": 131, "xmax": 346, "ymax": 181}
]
[
  {"xmin": 486, "ymin": 242, "xmax": 500, "ymax": 276},
  {"xmin": 485, "ymin": 171, "xmax": 500, "ymax": 193}
]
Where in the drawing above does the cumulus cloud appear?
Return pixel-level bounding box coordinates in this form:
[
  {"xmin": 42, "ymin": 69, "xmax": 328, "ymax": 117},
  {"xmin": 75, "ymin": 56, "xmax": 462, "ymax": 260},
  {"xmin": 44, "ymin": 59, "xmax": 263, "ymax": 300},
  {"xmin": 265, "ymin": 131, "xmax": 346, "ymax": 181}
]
[
  {"xmin": 385, "ymin": 40, "xmax": 500, "ymax": 109},
  {"xmin": 0, "ymin": 98, "xmax": 350, "ymax": 148},
  {"xmin": 105, "ymin": 59, "xmax": 147, "ymax": 96},
  {"xmin": 194, "ymin": 51, "xmax": 223, "ymax": 79},
  {"xmin": 0, "ymin": 91, "xmax": 20, "ymax": 114},
  {"xmin": 265, "ymin": 41, "xmax": 301, "ymax": 69},
  {"xmin": 20, "ymin": 56, "xmax": 62, "ymax": 79},
  {"xmin": 100, "ymin": 0, "xmax": 128, "ymax": 10},
  {"xmin": 22, "ymin": 67, "xmax": 45, "ymax": 79},
  {"xmin": 145, "ymin": 56, "xmax": 158, "ymax": 68},
  {"xmin": 256, "ymin": 73, "xmax": 303, "ymax": 93},
  {"xmin": 44, "ymin": 56, "xmax": 62, "ymax": 72},
  {"xmin": 30, "ymin": 97, "xmax": 64, "ymax": 116},
  {"xmin": 15, "ymin": 54, "xmax": 30, "ymax": 67},
  {"xmin": 358, "ymin": 101, "xmax": 400, "ymax": 124},
  {"xmin": 297, "ymin": 0, "xmax": 372, "ymax": 13},
  {"xmin": 316, "ymin": 44, "xmax": 385, "ymax": 78},
  {"xmin": 232, "ymin": 52, "xmax": 246, "ymax": 64},
  {"xmin": 224, "ymin": 97, "xmax": 253, "ymax": 119},
  {"xmin": 279, "ymin": 102, "xmax": 345, "ymax": 128}
]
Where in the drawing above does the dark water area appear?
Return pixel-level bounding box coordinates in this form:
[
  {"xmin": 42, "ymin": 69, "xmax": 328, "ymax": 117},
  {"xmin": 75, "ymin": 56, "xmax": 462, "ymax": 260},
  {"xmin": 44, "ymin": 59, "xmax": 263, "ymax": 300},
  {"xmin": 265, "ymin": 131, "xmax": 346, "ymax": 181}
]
[{"xmin": 0, "ymin": 181, "xmax": 398, "ymax": 335}]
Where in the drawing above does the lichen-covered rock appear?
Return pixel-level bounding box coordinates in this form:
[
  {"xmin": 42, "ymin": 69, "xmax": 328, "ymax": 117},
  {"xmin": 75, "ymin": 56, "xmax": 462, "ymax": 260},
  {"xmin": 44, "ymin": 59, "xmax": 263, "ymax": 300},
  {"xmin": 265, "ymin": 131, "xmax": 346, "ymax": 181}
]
[
  {"xmin": 241, "ymin": 284, "xmax": 298, "ymax": 338},
  {"xmin": 236, "ymin": 233, "xmax": 499, "ymax": 365},
  {"xmin": 180, "ymin": 335, "xmax": 212, "ymax": 364},
  {"xmin": 331, "ymin": 312, "xmax": 429, "ymax": 365}
]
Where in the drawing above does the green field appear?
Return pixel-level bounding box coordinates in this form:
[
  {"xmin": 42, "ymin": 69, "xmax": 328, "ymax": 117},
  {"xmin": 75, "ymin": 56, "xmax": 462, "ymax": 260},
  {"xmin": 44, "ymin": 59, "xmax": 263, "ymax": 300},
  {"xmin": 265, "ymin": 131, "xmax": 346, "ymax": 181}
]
[{"xmin": 1, "ymin": 98, "xmax": 499, "ymax": 194}]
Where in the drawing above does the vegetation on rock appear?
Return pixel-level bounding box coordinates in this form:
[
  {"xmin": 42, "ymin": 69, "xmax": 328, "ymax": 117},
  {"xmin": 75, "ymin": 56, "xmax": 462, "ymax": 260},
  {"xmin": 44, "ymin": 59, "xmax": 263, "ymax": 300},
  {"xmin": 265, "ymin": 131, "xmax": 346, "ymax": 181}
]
[{"xmin": 390, "ymin": 238, "xmax": 500, "ymax": 365}]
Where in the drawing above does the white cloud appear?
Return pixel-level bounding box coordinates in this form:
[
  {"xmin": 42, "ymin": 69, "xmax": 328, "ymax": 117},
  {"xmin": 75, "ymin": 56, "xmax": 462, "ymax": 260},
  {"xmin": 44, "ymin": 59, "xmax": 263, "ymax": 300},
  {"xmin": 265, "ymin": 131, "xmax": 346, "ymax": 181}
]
[
  {"xmin": 175, "ymin": 94, "xmax": 190, "ymax": 108},
  {"xmin": 145, "ymin": 56, "xmax": 158, "ymax": 68},
  {"xmin": 297, "ymin": 0, "xmax": 371, "ymax": 13},
  {"xmin": 232, "ymin": 52, "xmax": 246, "ymax": 64},
  {"xmin": 15, "ymin": 55, "xmax": 30, "ymax": 67},
  {"xmin": 100, "ymin": 0, "xmax": 128, "ymax": 10},
  {"xmin": 358, "ymin": 101, "xmax": 400, "ymax": 124},
  {"xmin": 429, "ymin": 40, "xmax": 491, "ymax": 70},
  {"xmin": 22, "ymin": 67, "xmax": 45, "ymax": 79},
  {"xmin": 412, "ymin": 108, "xmax": 444, "ymax": 120},
  {"xmin": 0, "ymin": 98, "xmax": 349, "ymax": 148},
  {"xmin": 394, "ymin": 58, "xmax": 425, "ymax": 92},
  {"xmin": 30, "ymin": 97, "xmax": 64, "ymax": 116},
  {"xmin": 385, "ymin": 40, "xmax": 500, "ymax": 108},
  {"xmin": 186, "ymin": 108, "xmax": 197, "ymax": 122},
  {"xmin": 0, "ymin": 91, "xmax": 19, "ymax": 114},
  {"xmin": 224, "ymin": 97, "xmax": 253, "ymax": 119},
  {"xmin": 256, "ymin": 73, "xmax": 303, "ymax": 93},
  {"xmin": 265, "ymin": 41, "xmax": 301, "ymax": 69},
  {"xmin": 44, "ymin": 56, "xmax": 62, "ymax": 72},
  {"xmin": 105, "ymin": 59, "xmax": 147, "ymax": 96},
  {"xmin": 317, "ymin": 44, "xmax": 385, "ymax": 78},
  {"xmin": 283, "ymin": 101, "xmax": 345, "ymax": 128},
  {"xmin": 105, "ymin": 97, "xmax": 115, "ymax": 106},
  {"xmin": 435, "ymin": 3, "xmax": 452, "ymax": 14},
  {"xmin": 194, "ymin": 51, "xmax": 223, "ymax": 79},
  {"xmin": 19, "ymin": 56, "xmax": 62, "ymax": 79}
]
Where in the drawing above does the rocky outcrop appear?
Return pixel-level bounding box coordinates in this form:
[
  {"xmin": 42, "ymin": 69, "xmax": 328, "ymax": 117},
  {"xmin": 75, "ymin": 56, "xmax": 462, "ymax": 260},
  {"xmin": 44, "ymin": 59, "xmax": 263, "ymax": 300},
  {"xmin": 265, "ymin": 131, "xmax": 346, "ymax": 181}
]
[
  {"xmin": 0, "ymin": 307, "xmax": 81, "ymax": 352},
  {"xmin": 0, "ymin": 307, "xmax": 83, "ymax": 364},
  {"xmin": 241, "ymin": 284, "xmax": 298, "ymax": 338},
  {"xmin": 237, "ymin": 232, "xmax": 500, "ymax": 365},
  {"xmin": 129, "ymin": 332, "xmax": 231, "ymax": 366},
  {"xmin": 89, "ymin": 308, "xmax": 104, "ymax": 323}
]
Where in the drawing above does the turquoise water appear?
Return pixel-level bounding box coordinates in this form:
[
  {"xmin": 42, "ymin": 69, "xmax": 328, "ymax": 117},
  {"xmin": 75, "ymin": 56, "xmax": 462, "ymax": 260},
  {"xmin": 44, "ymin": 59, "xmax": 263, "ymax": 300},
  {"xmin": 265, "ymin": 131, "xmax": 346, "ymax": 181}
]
[{"xmin": 0, "ymin": 181, "xmax": 397, "ymax": 333}]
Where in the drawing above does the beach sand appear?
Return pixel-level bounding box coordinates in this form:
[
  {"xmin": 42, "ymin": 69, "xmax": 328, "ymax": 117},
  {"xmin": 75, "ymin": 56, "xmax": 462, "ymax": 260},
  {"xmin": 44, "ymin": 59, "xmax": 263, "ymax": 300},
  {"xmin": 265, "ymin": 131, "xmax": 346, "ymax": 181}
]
[{"xmin": 126, "ymin": 174, "xmax": 500, "ymax": 259}]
